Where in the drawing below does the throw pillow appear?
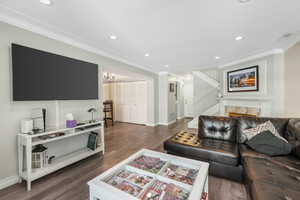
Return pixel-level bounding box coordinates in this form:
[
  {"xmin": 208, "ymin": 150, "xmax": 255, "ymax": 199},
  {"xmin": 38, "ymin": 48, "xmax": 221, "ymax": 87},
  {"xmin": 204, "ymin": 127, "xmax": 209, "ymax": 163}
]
[
  {"xmin": 243, "ymin": 121, "xmax": 288, "ymax": 142},
  {"xmin": 244, "ymin": 121, "xmax": 292, "ymax": 156},
  {"xmin": 246, "ymin": 130, "xmax": 292, "ymax": 156}
]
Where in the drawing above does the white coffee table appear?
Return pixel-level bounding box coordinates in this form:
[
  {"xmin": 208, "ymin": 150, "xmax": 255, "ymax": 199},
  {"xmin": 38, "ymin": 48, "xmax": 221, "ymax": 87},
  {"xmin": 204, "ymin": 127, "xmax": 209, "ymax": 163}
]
[{"xmin": 88, "ymin": 149, "xmax": 209, "ymax": 200}]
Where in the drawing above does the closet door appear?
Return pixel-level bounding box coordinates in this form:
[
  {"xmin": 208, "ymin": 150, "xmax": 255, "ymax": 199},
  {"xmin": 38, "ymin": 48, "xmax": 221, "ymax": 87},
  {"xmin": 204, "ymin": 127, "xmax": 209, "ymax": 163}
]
[
  {"xmin": 129, "ymin": 82, "xmax": 139, "ymax": 124},
  {"xmin": 113, "ymin": 83, "xmax": 123, "ymax": 122},
  {"xmin": 114, "ymin": 81, "xmax": 147, "ymax": 125},
  {"xmin": 132, "ymin": 82, "xmax": 147, "ymax": 124}
]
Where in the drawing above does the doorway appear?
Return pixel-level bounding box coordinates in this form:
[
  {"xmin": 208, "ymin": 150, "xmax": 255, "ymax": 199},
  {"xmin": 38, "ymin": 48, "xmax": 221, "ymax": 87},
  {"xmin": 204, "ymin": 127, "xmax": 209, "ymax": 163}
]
[{"xmin": 102, "ymin": 69, "xmax": 154, "ymax": 126}]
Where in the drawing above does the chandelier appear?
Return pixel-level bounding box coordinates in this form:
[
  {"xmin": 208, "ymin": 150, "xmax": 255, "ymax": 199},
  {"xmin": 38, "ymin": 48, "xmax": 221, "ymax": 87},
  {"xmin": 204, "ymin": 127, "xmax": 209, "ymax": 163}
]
[{"xmin": 103, "ymin": 72, "xmax": 116, "ymax": 81}]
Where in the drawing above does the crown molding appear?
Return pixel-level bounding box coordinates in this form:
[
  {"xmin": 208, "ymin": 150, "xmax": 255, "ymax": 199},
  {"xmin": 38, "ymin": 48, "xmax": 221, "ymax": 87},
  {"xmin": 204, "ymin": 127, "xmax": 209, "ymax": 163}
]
[
  {"xmin": 158, "ymin": 71, "xmax": 169, "ymax": 75},
  {"xmin": 218, "ymin": 48, "xmax": 284, "ymax": 69},
  {"xmin": 281, "ymin": 35, "xmax": 300, "ymax": 51},
  {"xmin": 0, "ymin": 5, "xmax": 157, "ymax": 75}
]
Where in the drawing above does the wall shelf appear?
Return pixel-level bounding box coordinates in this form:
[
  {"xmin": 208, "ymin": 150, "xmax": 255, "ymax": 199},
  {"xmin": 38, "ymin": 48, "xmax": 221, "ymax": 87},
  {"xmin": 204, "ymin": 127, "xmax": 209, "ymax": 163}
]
[
  {"xmin": 31, "ymin": 126, "xmax": 101, "ymax": 146},
  {"xmin": 21, "ymin": 146, "xmax": 102, "ymax": 181},
  {"xmin": 18, "ymin": 121, "xmax": 105, "ymax": 191}
]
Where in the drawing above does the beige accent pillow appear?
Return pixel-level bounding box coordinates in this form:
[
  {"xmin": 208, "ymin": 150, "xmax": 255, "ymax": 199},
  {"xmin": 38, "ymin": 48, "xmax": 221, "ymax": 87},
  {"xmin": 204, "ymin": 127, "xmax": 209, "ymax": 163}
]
[{"xmin": 243, "ymin": 121, "xmax": 288, "ymax": 143}]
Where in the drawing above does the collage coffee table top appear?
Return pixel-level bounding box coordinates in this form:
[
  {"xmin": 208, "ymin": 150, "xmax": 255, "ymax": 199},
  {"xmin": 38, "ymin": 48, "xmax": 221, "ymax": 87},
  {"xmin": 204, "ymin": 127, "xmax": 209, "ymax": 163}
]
[{"xmin": 88, "ymin": 149, "xmax": 209, "ymax": 200}]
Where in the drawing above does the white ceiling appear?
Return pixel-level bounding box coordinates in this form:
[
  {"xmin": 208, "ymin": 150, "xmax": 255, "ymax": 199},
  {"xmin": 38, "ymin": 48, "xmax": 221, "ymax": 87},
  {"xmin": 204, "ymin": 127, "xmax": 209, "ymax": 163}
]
[{"xmin": 0, "ymin": 0, "xmax": 300, "ymax": 74}]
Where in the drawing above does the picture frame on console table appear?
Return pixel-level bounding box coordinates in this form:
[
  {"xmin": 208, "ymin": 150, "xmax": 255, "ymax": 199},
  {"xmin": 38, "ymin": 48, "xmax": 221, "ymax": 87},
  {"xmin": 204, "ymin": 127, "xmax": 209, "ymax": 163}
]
[{"xmin": 227, "ymin": 65, "xmax": 259, "ymax": 92}]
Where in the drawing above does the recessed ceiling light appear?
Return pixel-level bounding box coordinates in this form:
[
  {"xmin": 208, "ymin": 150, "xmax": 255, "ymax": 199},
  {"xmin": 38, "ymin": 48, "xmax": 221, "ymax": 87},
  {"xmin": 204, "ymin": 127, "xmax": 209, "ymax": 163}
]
[
  {"xmin": 144, "ymin": 53, "xmax": 150, "ymax": 57},
  {"xmin": 215, "ymin": 56, "xmax": 221, "ymax": 60},
  {"xmin": 110, "ymin": 35, "xmax": 117, "ymax": 40},
  {"xmin": 40, "ymin": 0, "xmax": 52, "ymax": 5},
  {"xmin": 235, "ymin": 36, "xmax": 244, "ymax": 41},
  {"xmin": 238, "ymin": 0, "xmax": 251, "ymax": 3},
  {"xmin": 165, "ymin": 65, "xmax": 169, "ymax": 68}
]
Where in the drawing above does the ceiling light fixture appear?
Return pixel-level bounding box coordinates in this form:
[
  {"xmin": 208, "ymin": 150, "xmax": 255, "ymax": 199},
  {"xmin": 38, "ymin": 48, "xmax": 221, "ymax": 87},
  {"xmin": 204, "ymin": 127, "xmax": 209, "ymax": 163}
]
[
  {"xmin": 103, "ymin": 72, "xmax": 116, "ymax": 82},
  {"xmin": 39, "ymin": 0, "xmax": 52, "ymax": 5},
  {"xmin": 215, "ymin": 56, "xmax": 221, "ymax": 60},
  {"xmin": 235, "ymin": 36, "xmax": 244, "ymax": 41},
  {"xmin": 144, "ymin": 53, "xmax": 150, "ymax": 57},
  {"xmin": 110, "ymin": 35, "xmax": 117, "ymax": 40}
]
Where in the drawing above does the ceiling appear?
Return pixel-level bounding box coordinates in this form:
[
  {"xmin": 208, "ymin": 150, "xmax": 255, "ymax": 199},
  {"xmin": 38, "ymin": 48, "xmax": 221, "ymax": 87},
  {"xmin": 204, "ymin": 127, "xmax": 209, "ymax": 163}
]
[{"xmin": 0, "ymin": 0, "xmax": 300, "ymax": 74}]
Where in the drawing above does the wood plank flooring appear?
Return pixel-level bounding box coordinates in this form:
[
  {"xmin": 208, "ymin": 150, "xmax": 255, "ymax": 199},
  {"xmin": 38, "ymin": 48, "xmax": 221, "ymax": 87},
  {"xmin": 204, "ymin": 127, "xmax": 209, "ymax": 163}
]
[{"xmin": 0, "ymin": 119, "xmax": 247, "ymax": 200}]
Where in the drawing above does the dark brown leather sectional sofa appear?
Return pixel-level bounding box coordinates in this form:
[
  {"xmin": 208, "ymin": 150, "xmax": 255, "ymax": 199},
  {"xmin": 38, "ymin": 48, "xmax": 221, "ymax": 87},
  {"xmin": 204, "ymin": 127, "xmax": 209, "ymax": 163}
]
[{"xmin": 164, "ymin": 115, "xmax": 300, "ymax": 200}]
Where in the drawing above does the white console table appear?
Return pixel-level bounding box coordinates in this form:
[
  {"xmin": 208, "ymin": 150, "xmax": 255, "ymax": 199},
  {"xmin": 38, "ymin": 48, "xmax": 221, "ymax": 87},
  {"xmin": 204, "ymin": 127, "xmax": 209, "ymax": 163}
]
[{"xmin": 18, "ymin": 121, "xmax": 104, "ymax": 191}]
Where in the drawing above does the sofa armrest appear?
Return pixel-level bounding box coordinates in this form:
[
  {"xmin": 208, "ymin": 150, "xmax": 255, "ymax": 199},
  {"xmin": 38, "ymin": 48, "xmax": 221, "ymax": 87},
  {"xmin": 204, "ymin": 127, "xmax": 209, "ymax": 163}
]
[{"xmin": 286, "ymin": 119, "xmax": 300, "ymax": 158}]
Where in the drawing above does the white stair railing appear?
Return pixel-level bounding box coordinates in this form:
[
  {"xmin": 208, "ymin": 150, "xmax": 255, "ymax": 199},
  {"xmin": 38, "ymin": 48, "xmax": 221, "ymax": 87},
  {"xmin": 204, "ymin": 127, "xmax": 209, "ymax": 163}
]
[
  {"xmin": 193, "ymin": 71, "xmax": 220, "ymax": 89},
  {"xmin": 188, "ymin": 70, "xmax": 221, "ymax": 129}
]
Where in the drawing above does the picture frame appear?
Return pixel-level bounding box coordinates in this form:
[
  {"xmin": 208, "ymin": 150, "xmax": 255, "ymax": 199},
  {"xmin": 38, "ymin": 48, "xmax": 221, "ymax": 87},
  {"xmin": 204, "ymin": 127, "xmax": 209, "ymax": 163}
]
[
  {"xmin": 227, "ymin": 66, "xmax": 259, "ymax": 92},
  {"xmin": 169, "ymin": 83, "xmax": 175, "ymax": 92}
]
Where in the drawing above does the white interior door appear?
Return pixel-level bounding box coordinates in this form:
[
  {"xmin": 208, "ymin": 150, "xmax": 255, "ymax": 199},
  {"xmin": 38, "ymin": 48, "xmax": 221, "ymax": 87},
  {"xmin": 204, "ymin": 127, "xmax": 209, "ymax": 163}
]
[{"xmin": 113, "ymin": 81, "xmax": 147, "ymax": 125}]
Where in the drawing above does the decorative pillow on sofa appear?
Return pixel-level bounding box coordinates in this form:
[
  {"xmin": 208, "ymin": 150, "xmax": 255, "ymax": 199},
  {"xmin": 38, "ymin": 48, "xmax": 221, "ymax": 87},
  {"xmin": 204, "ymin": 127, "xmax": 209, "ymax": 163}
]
[{"xmin": 244, "ymin": 121, "xmax": 292, "ymax": 156}]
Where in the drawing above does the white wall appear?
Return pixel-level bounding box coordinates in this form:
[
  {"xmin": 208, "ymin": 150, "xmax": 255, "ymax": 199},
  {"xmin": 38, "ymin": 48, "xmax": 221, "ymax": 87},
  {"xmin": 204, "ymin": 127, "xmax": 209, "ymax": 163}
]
[
  {"xmin": 183, "ymin": 77, "xmax": 194, "ymax": 117},
  {"xmin": 193, "ymin": 70, "xmax": 219, "ymax": 116},
  {"xmin": 158, "ymin": 73, "xmax": 184, "ymax": 125},
  {"xmin": 177, "ymin": 82, "xmax": 185, "ymax": 119},
  {"xmin": 0, "ymin": 21, "xmax": 158, "ymax": 186},
  {"xmin": 219, "ymin": 53, "xmax": 285, "ymax": 117},
  {"xmin": 102, "ymin": 83, "xmax": 111, "ymax": 101},
  {"xmin": 158, "ymin": 73, "xmax": 169, "ymax": 124},
  {"xmin": 284, "ymin": 41, "xmax": 300, "ymax": 117},
  {"xmin": 168, "ymin": 80, "xmax": 177, "ymax": 123}
]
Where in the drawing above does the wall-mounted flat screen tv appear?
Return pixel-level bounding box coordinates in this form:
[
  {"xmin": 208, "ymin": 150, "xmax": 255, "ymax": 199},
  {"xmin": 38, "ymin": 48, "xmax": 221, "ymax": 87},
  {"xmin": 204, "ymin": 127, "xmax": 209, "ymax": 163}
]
[{"xmin": 12, "ymin": 44, "xmax": 99, "ymax": 101}]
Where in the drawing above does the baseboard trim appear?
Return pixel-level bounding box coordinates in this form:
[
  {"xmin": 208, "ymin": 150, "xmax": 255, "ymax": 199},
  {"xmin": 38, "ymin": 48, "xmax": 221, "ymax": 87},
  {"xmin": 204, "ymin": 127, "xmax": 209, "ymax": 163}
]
[
  {"xmin": 146, "ymin": 123, "xmax": 158, "ymax": 127},
  {"xmin": 158, "ymin": 120, "xmax": 177, "ymax": 126},
  {"xmin": 0, "ymin": 175, "xmax": 20, "ymax": 190},
  {"xmin": 168, "ymin": 120, "xmax": 176, "ymax": 125}
]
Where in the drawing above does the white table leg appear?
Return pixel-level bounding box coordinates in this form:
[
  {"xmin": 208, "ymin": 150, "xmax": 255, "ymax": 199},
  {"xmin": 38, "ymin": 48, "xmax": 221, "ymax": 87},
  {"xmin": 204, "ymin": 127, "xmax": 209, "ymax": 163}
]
[
  {"xmin": 26, "ymin": 140, "xmax": 32, "ymax": 191},
  {"xmin": 205, "ymin": 175, "xmax": 209, "ymax": 199},
  {"xmin": 17, "ymin": 137, "xmax": 23, "ymax": 183},
  {"xmin": 89, "ymin": 190, "xmax": 95, "ymax": 200}
]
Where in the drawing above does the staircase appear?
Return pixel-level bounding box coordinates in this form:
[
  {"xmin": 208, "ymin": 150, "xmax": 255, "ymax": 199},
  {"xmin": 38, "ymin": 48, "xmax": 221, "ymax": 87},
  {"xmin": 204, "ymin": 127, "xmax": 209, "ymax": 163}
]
[{"xmin": 188, "ymin": 70, "xmax": 220, "ymax": 129}]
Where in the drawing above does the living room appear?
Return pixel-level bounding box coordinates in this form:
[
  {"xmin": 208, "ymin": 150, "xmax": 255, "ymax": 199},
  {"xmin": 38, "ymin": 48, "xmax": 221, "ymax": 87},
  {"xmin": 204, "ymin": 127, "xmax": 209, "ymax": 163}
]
[{"xmin": 0, "ymin": 1, "xmax": 300, "ymax": 200}]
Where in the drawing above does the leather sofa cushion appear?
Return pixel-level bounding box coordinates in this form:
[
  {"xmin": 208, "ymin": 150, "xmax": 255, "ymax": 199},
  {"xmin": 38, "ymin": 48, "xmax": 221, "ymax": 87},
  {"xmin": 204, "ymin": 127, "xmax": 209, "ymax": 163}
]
[
  {"xmin": 251, "ymin": 181, "xmax": 300, "ymax": 200},
  {"xmin": 240, "ymin": 144, "xmax": 269, "ymax": 167},
  {"xmin": 240, "ymin": 144, "xmax": 300, "ymax": 169},
  {"xmin": 237, "ymin": 117, "xmax": 289, "ymax": 143},
  {"xmin": 239, "ymin": 144, "xmax": 270, "ymax": 160},
  {"xmin": 198, "ymin": 115, "xmax": 237, "ymax": 142},
  {"xmin": 164, "ymin": 138, "xmax": 239, "ymax": 166},
  {"xmin": 244, "ymin": 157, "xmax": 300, "ymax": 191},
  {"xmin": 286, "ymin": 118, "xmax": 300, "ymax": 159},
  {"xmin": 272, "ymin": 156, "xmax": 300, "ymax": 171},
  {"xmin": 246, "ymin": 130, "xmax": 292, "ymax": 156}
]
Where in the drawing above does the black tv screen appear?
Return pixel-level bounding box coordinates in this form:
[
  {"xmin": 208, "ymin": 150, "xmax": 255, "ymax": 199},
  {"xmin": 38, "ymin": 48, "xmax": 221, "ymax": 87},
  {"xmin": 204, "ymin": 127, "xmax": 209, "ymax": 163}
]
[{"xmin": 12, "ymin": 44, "xmax": 99, "ymax": 101}]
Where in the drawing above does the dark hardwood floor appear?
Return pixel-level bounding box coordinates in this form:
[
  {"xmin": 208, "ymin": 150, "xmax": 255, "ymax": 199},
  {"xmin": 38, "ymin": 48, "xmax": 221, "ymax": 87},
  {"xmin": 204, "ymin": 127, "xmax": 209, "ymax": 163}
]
[{"xmin": 0, "ymin": 119, "xmax": 247, "ymax": 200}]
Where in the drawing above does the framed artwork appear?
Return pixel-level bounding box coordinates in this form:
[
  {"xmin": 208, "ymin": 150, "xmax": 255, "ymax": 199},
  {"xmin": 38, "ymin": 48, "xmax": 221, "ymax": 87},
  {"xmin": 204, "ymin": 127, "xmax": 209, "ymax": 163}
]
[
  {"xmin": 169, "ymin": 83, "xmax": 175, "ymax": 92},
  {"xmin": 227, "ymin": 66, "xmax": 259, "ymax": 92}
]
